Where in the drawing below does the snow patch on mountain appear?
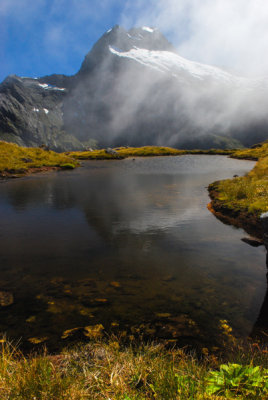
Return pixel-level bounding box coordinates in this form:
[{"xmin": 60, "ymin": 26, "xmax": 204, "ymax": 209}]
[
  {"xmin": 109, "ymin": 45, "xmax": 260, "ymax": 87},
  {"xmin": 38, "ymin": 83, "xmax": 66, "ymax": 91},
  {"xmin": 142, "ymin": 27, "xmax": 155, "ymax": 33}
]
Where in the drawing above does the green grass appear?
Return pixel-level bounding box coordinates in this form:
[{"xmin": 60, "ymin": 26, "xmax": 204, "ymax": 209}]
[
  {"xmin": 68, "ymin": 146, "xmax": 234, "ymax": 160},
  {"xmin": 0, "ymin": 141, "xmax": 79, "ymax": 176},
  {"xmin": 209, "ymin": 142, "xmax": 268, "ymax": 216},
  {"xmin": 0, "ymin": 338, "xmax": 267, "ymax": 400}
]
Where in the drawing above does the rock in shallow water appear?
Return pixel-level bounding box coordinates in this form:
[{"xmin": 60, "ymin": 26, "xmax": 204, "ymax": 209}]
[{"xmin": 0, "ymin": 291, "xmax": 14, "ymax": 307}]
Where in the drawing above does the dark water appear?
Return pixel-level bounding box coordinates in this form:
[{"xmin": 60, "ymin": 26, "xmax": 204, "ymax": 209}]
[{"xmin": 0, "ymin": 156, "xmax": 266, "ymax": 350}]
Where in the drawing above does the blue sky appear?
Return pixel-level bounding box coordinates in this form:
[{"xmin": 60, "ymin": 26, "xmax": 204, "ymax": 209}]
[
  {"xmin": 0, "ymin": 1, "xmax": 129, "ymax": 81},
  {"xmin": 1, "ymin": 0, "xmax": 268, "ymax": 82}
]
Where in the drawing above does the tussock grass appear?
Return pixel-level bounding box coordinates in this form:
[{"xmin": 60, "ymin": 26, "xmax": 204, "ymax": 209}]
[
  {"xmin": 0, "ymin": 338, "xmax": 266, "ymax": 400},
  {"xmin": 68, "ymin": 146, "xmax": 233, "ymax": 160},
  {"xmin": 231, "ymin": 141, "xmax": 268, "ymax": 160},
  {"xmin": 210, "ymin": 142, "xmax": 268, "ymax": 216},
  {"xmin": 0, "ymin": 141, "xmax": 79, "ymax": 177}
]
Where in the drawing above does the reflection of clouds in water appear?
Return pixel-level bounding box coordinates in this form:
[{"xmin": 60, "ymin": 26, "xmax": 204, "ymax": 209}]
[
  {"xmin": 0, "ymin": 156, "xmax": 265, "ymax": 346},
  {"xmin": 111, "ymin": 205, "xmax": 205, "ymax": 234}
]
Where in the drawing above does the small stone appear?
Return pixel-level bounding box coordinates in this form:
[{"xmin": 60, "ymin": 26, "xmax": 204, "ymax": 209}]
[
  {"xmin": 26, "ymin": 315, "xmax": 36, "ymax": 323},
  {"xmin": 61, "ymin": 327, "xmax": 82, "ymax": 339},
  {"xmin": 241, "ymin": 237, "xmax": 263, "ymax": 247},
  {"xmin": 0, "ymin": 291, "xmax": 14, "ymax": 307},
  {"xmin": 110, "ymin": 281, "xmax": 121, "ymax": 288},
  {"xmin": 84, "ymin": 324, "xmax": 104, "ymax": 339},
  {"xmin": 155, "ymin": 313, "xmax": 172, "ymax": 318},
  {"xmin": 28, "ymin": 337, "xmax": 48, "ymax": 344},
  {"xmin": 105, "ymin": 148, "xmax": 118, "ymax": 155},
  {"xmin": 79, "ymin": 308, "xmax": 94, "ymax": 317}
]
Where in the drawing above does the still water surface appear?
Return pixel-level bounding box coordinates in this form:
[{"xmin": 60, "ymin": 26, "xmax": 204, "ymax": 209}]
[{"xmin": 0, "ymin": 156, "xmax": 266, "ymax": 349}]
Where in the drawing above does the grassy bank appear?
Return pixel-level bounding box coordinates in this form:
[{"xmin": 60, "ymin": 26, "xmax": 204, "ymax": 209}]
[
  {"xmin": 0, "ymin": 338, "xmax": 267, "ymax": 400},
  {"xmin": 0, "ymin": 142, "xmax": 234, "ymax": 178},
  {"xmin": 208, "ymin": 142, "xmax": 268, "ymax": 236},
  {"xmin": 231, "ymin": 141, "xmax": 268, "ymax": 161},
  {"xmin": 68, "ymin": 146, "xmax": 233, "ymax": 160},
  {"xmin": 0, "ymin": 141, "xmax": 79, "ymax": 178}
]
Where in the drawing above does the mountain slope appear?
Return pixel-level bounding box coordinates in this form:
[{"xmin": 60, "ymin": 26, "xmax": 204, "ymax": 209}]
[{"xmin": 0, "ymin": 25, "xmax": 268, "ymax": 150}]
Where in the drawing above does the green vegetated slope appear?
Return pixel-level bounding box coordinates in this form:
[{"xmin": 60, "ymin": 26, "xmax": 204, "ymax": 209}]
[
  {"xmin": 0, "ymin": 141, "xmax": 78, "ymax": 177},
  {"xmin": 209, "ymin": 142, "xmax": 268, "ymax": 217},
  {"xmin": 68, "ymin": 145, "xmax": 233, "ymax": 160}
]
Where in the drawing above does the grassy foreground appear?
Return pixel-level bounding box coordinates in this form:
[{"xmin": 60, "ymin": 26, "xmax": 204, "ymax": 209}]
[
  {"xmin": 0, "ymin": 338, "xmax": 267, "ymax": 400},
  {"xmin": 208, "ymin": 142, "xmax": 268, "ymax": 235},
  {"xmin": 0, "ymin": 141, "xmax": 78, "ymax": 177}
]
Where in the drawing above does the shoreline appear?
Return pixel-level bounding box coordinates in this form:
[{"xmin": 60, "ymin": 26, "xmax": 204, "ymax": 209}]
[
  {"xmin": 207, "ymin": 184, "xmax": 264, "ymax": 240},
  {"xmin": 207, "ymin": 141, "xmax": 268, "ymax": 244},
  {"xmin": 0, "ymin": 144, "xmax": 235, "ymax": 180},
  {"xmin": 0, "ymin": 166, "xmax": 65, "ymax": 180}
]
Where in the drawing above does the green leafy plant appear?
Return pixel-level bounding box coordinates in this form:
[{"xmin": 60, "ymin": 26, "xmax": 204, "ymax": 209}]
[
  {"xmin": 176, "ymin": 373, "xmax": 200, "ymax": 398},
  {"xmin": 206, "ymin": 363, "xmax": 268, "ymax": 398}
]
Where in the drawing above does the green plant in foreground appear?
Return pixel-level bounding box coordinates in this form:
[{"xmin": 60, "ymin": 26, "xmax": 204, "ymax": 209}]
[{"xmin": 206, "ymin": 363, "xmax": 268, "ymax": 398}]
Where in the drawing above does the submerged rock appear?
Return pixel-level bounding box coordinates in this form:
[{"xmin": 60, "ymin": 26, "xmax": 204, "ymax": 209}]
[
  {"xmin": 0, "ymin": 291, "xmax": 14, "ymax": 307},
  {"xmin": 28, "ymin": 336, "xmax": 48, "ymax": 344},
  {"xmin": 110, "ymin": 281, "xmax": 121, "ymax": 288},
  {"xmin": 84, "ymin": 324, "xmax": 104, "ymax": 339}
]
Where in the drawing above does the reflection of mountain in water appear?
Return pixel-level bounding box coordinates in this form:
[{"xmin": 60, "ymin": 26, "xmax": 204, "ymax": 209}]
[{"xmin": 0, "ymin": 156, "xmax": 266, "ymax": 348}]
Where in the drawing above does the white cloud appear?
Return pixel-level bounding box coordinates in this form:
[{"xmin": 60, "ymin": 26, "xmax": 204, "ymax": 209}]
[
  {"xmin": 2, "ymin": 0, "xmax": 268, "ymax": 77},
  {"xmin": 121, "ymin": 0, "xmax": 268, "ymax": 76}
]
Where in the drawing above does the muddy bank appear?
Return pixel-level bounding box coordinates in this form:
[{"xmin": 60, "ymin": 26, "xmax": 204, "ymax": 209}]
[{"xmin": 0, "ymin": 166, "xmax": 73, "ymax": 180}]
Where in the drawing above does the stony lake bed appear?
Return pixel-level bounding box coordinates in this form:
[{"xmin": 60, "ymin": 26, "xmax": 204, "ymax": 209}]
[{"xmin": 0, "ymin": 155, "xmax": 266, "ymax": 351}]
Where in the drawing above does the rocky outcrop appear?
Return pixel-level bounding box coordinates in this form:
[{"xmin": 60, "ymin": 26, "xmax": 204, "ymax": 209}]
[{"xmin": 0, "ymin": 75, "xmax": 84, "ymax": 151}]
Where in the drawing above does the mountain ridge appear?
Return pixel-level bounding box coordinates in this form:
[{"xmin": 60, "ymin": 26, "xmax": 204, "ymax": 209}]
[{"xmin": 0, "ymin": 25, "xmax": 267, "ymax": 151}]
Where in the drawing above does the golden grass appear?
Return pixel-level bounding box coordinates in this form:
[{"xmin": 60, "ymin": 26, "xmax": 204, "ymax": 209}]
[
  {"xmin": 66, "ymin": 146, "xmax": 233, "ymax": 160},
  {"xmin": 231, "ymin": 141, "xmax": 268, "ymax": 160},
  {"xmin": 0, "ymin": 338, "xmax": 266, "ymax": 400},
  {"xmin": 68, "ymin": 146, "xmax": 234, "ymax": 160},
  {"xmin": 209, "ymin": 142, "xmax": 268, "ymax": 216},
  {"xmin": 0, "ymin": 141, "xmax": 79, "ymax": 176}
]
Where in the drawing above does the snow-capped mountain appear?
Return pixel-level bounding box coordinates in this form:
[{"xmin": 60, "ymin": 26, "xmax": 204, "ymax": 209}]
[{"xmin": 1, "ymin": 25, "xmax": 268, "ymax": 150}]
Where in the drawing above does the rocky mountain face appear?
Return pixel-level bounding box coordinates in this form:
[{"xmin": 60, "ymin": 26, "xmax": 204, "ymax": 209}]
[{"xmin": 1, "ymin": 25, "xmax": 268, "ymax": 151}]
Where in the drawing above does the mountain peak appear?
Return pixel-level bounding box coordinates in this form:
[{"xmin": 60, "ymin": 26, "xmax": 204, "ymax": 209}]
[{"xmin": 78, "ymin": 26, "xmax": 176, "ymax": 75}]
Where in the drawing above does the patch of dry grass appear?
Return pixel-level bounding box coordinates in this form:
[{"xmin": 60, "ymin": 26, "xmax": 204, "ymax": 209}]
[
  {"xmin": 0, "ymin": 141, "xmax": 79, "ymax": 176},
  {"xmin": 0, "ymin": 337, "xmax": 266, "ymax": 400}
]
